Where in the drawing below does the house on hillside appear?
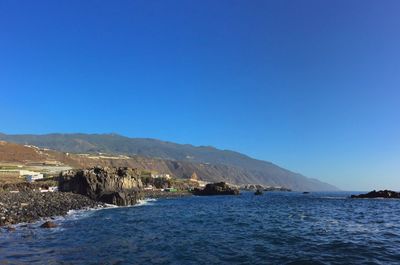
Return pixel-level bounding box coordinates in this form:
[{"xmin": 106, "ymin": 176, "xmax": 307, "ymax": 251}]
[
  {"xmin": 189, "ymin": 172, "xmax": 199, "ymax": 182},
  {"xmin": 189, "ymin": 172, "xmax": 207, "ymax": 188}
]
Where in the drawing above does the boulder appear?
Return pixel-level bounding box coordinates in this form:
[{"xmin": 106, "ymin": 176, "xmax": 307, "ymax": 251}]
[
  {"xmin": 40, "ymin": 221, "xmax": 58, "ymax": 228},
  {"xmin": 254, "ymin": 190, "xmax": 263, "ymax": 195},
  {"xmin": 193, "ymin": 182, "xmax": 240, "ymax": 196},
  {"xmin": 351, "ymin": 190, "xmax": 400, "ymax": 199},
  {"xmin": 59, "ymin": 167, "xmax": 143, "ymax": 206},
  {"xmin": 98, "ymin": 191, "xmax": 141, "ymax": 206},
  {"xmin": 6, "ymin": 226, "xmax": 16, "ymax": 232}
]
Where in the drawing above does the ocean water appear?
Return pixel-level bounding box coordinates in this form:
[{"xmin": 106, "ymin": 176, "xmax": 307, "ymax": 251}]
[{"xmin": 1, "ymin": 192, "xmax": 400, "ymax": 264}]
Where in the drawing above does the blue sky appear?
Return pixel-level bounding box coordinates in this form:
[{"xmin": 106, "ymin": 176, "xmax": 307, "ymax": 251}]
[{"xmin": 1, "ymin": 0, "xmax": 399, "ymax": 190}]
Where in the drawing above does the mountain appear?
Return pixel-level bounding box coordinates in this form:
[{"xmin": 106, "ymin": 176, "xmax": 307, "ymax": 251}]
[{"xmin": 0, "ymin": 133, "xmax": 338, "ymax": 191}]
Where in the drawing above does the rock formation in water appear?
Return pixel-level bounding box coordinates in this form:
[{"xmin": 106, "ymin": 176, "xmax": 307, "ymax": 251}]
[
  {"xmin": 254, "ymin": 190, "xmax": 263, "ymax": 195},
  {"xmin": 193, "ymin": 182, "xmax": 240, "ymax": 196},
  {"xmin": 59, "ymin": 167, "xmax": 143, "ymax": 206},
  {"xmin": 351, "ymin": 190, "xmax": 400, "ymax": 199},
  {"xmin": 41, "ymin": 221, "xmax": 58, "ymax": 228}
]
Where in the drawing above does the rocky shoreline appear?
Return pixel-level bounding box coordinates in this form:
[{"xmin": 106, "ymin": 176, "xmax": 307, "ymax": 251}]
[
  {"xmin": 59, "ymin": 167, "xmax": 143, "ymax": 206},
  {"xmin": 0, "ymin": 189, "xmax": 194, "ymax": 229},
  {"xmin": 143, "ymin": 190, "xmax": 192, "ymax": 199},
  {"xmin": 0, "ymin": 191, "xmax": 103, "ymax": 227},
  {"xmin": 0, "ymin": 167, "xmax": 244, "ymax": 229},
  {"xmin": 193, "ymin": 182, "xmax": 240, "ymax": 196},
  {"xmin": 351, "ymin": 190, "xmax": 400, "ymax": 199}
]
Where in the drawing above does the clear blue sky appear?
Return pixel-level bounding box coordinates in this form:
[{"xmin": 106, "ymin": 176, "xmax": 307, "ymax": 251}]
[{"xmin": 1, "ymin": 0, "xmax": 399, "ymax": 191}]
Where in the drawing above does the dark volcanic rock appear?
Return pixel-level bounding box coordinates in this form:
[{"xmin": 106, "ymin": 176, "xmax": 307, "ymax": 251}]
[
  {"xmin": 351, "ymin": 190, "xmax": 400, "ymax": 199},
  {"xmin": 193, "ymin": 182, "xmax": 240, "ymax": 196},
  {"xmin": 41, "ymin": 221, "xmax": 57, "ymax": 228},
  {"xmin": 98, "ymin": 192, "xmax": 139, "ymax": 206},
  {"xmin": 0, "ymin": 191, "xmax": 100, "ymax": 226},
  {"xmin": 0, "ymin": 181, "xmax": 55, "ymax": 192},
  {"xmin": 59, "ymin": 167, "xmax": 143, "ymax": 206},
  {"xmin": 6, "ymin": 226, "xmax": 16, "ymax": 231},
  {"xmin": 254, "ymin": 190, "xmax": 263, "ymax": 195}
]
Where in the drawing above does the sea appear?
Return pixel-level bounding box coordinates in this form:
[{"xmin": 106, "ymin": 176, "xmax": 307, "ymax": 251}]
[{"xmin": 1, "ymin": 191, "xmax": 400, "ymax": 265}]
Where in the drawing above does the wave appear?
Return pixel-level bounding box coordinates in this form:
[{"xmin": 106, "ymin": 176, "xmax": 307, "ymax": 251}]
[
  {"xmin": 65, "ymin": 198, "xmax": 157, "ymax": 220},
  {"xmin": 65, "ymin": 198, "xmax": 157, "ymax": 218},
  {"xmin": 134, "ymin": 198, "xmax": 157, "ymax": 207},
  {"xmin": 3, "ymin": 198, "xmax": 158, "ymax": 234}
]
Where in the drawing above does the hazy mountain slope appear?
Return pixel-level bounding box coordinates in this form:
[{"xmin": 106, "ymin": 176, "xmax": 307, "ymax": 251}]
[
  {"xmin": 0, "ymin": 133, "xmax": 285, "ymax": 171},
  {"xmin": 0, "ymin": 133, "xmax": 338, "ymax": 191}
]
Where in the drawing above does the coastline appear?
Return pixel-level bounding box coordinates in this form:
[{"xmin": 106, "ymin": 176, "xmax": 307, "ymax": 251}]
[
  {"xmin": 0, "ymin": 191, "xmax": 104, "ymax": 228},
  {"xmin": 0, "ymin": 189, "xmax": 192, "ymax": 229},
  {"xmin": 143, "ymin": 190, "xmax": 192, "ymax": 199}
]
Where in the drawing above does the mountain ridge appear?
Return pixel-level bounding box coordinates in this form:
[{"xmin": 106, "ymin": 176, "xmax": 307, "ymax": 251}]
[{"xmin": 0, "ymin": 132, "xmax": 339, "ymax": 191}]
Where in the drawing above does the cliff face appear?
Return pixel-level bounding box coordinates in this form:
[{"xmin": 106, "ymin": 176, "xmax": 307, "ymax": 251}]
[{"xmin": 59, "ymin": 167, "xmax": 143, "ymax": 206}]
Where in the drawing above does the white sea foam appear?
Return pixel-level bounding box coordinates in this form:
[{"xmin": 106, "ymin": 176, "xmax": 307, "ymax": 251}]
[
  {"xmin": 134, "ymin": 198, "xmax": 157, "ymax": 207},
  {"xmin": 64, "ymin": 198, "xmax": 157, "ymax": 220},
  {"xmin": 104, "ymin": 203, "xmax": 119, "ymax": 208}
]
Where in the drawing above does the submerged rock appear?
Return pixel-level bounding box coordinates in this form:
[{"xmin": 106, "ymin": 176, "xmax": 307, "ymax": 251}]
[
  {"xmin": 40, "ymin": 221, "xmax": 58, "ymax": 228},
  {"xmin": 6, "ymin": 226, "xmax": 16, "ymax": 231},
  {"xmin": 59, "ymin": 167, "xmax": 143, "ymax": 206},
  {"xmin": 351, "ymin": 190, "xmax": 400, "ymax": 199},
  {"xmin": 193, "ymin": 182, "xmax": 240, "ymax": 196},
  {"xmin": 254, "ymin": 190, "xmax": 263, "ymax": 195}
]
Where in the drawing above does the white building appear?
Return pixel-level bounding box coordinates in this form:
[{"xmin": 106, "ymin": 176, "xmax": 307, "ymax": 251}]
[
  {"xmin": 151, "ymin": 173, "xmax": 171, "ymax": 179},
  {"xmin": 40, "ymin": 186, "xmax": 58, "ymax": 192},
  {"xmin": 25, "ymin": 173, "xmax": 44, "ymax": 182}
]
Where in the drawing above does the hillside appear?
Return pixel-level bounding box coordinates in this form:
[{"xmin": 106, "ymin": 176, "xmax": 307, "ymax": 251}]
[
  {"xmin": 0, "ymin": 133, "xmax": 339, "ymax": 191},
  {"xmin": 0, "ymin": 141, "xmax": 43, "ymax": 162}
]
